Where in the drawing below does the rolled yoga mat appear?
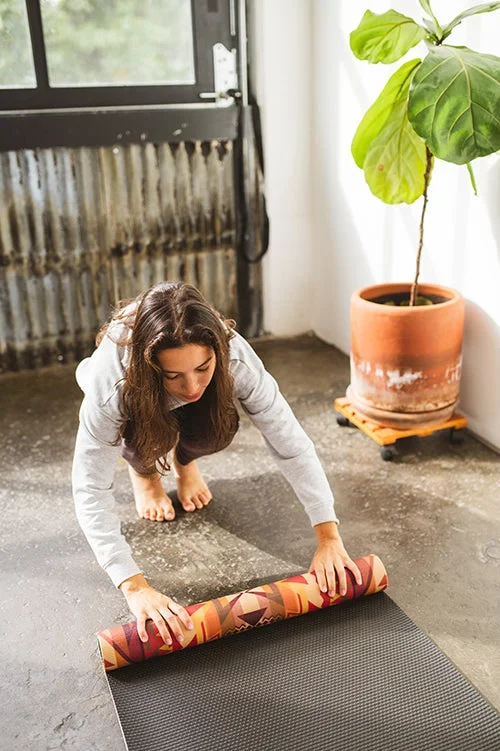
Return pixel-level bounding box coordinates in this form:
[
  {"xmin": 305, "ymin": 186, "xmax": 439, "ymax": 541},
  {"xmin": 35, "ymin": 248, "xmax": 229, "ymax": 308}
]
[
  {"xmin": 98, "ymin": 554, "xmax": 387, "ymax": 671},
  {"xmin": 99, "ymin": 555, "xmax": 500, "ymax": 751}
]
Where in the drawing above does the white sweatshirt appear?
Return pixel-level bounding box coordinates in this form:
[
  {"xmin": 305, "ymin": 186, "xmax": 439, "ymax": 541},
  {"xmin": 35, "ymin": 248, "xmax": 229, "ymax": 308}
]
[{"xmin": 72, "ymin": 326, "xmax": 338, "ymax": 588}]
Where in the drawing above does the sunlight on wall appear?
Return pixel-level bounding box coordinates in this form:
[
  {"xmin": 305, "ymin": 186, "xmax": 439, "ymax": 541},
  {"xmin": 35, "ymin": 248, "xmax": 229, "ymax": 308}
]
[{"xmin": 251, "ymin": 0, "xmax": 500, "ymax": 448}]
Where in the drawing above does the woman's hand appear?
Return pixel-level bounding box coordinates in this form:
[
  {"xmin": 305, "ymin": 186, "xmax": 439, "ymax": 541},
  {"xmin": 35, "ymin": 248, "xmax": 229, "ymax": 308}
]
[
  {"xmin": 309, "ymin": 522, "xmax": 362, "ymax": 597},
  {"xmin": 119, "ymin": 574, "xmax": 194, "ymax": 644}
]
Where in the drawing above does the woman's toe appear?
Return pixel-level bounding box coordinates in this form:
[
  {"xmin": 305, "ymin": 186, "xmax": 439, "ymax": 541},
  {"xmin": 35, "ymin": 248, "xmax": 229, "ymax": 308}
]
[{"xmin": 164, "ymin": 502, "xmax": 175, "ymax": 520}]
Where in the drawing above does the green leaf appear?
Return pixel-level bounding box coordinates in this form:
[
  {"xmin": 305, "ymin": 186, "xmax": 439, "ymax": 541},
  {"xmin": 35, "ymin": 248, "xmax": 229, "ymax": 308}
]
[
  {"xmin": 408, "ymin": 45, "xmax": 500, "ymax": 164},
  {"xmin": 442, "ymin": 3, "xmax": 500, "ymax": 37},
  {"xmin": 421, "ymin": 18, "xmax": 439, "ymax": 39},
  {"xmin": 466, "ymin": 162, "xmax": 478, "ymax": 195},
  {"xmin": 418, "ymin": 0, "xmax": 443, "ymax": 36},
  {"xmin": 352, "ymin": 59, "xmax": 422, "ymax": 168},
  {"xmin": 363, "ymin": 97, "xmax": 428, "ymax": 204},
  {"xmin": 350, "ymin": 10, "xmax": 426, "ymax": 64}
]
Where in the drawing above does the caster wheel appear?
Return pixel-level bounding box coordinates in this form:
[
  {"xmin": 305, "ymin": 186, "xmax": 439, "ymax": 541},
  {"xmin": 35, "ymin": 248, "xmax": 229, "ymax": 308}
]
[
  {"xmin": 336, "ymin": 415, "xmax": 351, "ymax": 427},
  {"xmin": 449, "ymin": 428, "xmax": 465, "ymax": 445},
  {"xmin": 380, "ymin": 445, "xmax": 397, "ymax": 461}
]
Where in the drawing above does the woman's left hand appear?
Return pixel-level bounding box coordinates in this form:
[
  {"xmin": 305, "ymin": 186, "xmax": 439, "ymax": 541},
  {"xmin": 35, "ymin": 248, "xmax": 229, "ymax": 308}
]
[{"xmin": 309, "ymin": 523, "xmax": 362, "ymax": 597}]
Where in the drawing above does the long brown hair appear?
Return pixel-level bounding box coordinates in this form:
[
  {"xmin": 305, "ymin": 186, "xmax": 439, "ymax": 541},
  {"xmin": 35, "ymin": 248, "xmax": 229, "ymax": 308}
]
[{"xmin": 98, "ymin": 281, "xmax": 237, "ymax": 473}]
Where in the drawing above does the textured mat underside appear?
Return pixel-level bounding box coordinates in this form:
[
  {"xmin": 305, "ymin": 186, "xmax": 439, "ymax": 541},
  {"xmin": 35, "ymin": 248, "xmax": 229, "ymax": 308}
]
[{"xmin": 106, "ymin": 592, "xmax": 500, "ymax": 751}]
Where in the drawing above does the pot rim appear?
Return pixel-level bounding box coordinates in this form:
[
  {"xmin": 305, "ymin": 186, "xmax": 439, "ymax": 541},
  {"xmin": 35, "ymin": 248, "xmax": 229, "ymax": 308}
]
[{"xmin": 352, "ymin": 282, "xmax": 463, "ymax": 312}]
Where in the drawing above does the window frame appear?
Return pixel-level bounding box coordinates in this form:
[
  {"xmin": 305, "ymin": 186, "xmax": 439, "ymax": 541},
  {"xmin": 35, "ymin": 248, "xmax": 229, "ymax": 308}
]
[{"xmin": 0, "ymin": 0, "xmax": 240, "ymax": 150}]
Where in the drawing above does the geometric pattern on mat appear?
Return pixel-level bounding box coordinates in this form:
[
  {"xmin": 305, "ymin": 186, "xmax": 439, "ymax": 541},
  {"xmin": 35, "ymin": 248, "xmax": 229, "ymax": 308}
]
[{"xmin": 97, "ymin": 554, "xmax": 388, "ymax": 671}]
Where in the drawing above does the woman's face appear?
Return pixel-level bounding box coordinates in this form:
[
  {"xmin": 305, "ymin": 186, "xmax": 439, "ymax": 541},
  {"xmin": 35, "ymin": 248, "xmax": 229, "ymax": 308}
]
[{"xmin": 157, "ymin": 344, "xmax": 216, "ymax": 402}]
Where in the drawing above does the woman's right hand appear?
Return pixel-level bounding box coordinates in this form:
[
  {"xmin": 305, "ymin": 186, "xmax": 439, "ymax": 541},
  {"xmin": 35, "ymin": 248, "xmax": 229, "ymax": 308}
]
[{"xmin": 119, "ymin": 574, "xmax": 194, "ymax": 645}]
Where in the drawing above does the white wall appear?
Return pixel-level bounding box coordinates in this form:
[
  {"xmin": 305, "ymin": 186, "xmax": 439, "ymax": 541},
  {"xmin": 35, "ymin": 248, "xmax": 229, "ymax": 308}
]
[
  {"xmin": 251, "ymin": 1, "xmax": 500, "ymax": 450},
  {"xmin": 249, "ymin": 0, "xmax": 314, "ymax": 335}
]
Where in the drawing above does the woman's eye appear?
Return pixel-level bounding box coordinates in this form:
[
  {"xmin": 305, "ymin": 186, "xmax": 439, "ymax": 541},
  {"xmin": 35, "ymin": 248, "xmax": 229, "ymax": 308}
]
[
  {"xmin": 197, "ymin": 366, "xmax": 209, "ymax": 373},
  {"xmin": 164, "ymin": 374, "xmax": 179, "ymax": 381}
]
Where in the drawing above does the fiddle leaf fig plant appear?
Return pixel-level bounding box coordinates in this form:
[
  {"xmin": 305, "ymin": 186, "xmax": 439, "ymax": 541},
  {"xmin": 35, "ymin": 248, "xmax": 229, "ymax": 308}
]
[
  {"xmin": 352, "ymin": 58, "xmax": 427, "ymax": 204},
  {"xmin": 350, "ymin": 9, "xmax": 426, "ymax": 62},
  {"xmin": 409, "ymin": 45, "xmax": 500, "ymax": 163},
  {"xmin": 350, "ymin": 1, "xmax": 500, "ymax": 305}
]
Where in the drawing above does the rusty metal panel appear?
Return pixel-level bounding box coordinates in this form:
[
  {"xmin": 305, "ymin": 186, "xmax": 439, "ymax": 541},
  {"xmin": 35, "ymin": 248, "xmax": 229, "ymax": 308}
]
[{"xmin": 0, "ymin": 141, "xmax": 237, "ymax": 372}]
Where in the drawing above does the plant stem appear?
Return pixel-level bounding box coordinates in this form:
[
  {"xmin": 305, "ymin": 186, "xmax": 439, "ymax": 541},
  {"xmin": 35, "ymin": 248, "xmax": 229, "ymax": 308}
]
[{"xmin": 410, "ymin": 146, "xmax": 433, "ymax": 306}]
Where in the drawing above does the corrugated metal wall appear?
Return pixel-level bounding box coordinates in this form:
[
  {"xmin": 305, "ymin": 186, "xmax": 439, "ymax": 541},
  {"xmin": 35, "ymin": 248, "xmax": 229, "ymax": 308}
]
[{"xmin": 0, "ymin": 140, "xmax": 238, "ymax": 372}]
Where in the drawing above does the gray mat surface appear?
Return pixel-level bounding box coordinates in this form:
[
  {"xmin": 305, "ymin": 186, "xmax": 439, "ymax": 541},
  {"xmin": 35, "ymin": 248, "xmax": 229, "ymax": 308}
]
[{"xmin": 105, "ymin": 592, "xmax": 500, "ymax": 751}]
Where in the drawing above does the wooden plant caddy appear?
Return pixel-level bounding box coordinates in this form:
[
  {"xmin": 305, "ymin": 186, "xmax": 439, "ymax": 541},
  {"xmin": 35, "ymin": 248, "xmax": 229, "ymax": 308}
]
[{"xmin": 334, "ymin": 397, "xmax": 468, "ymax": 461}]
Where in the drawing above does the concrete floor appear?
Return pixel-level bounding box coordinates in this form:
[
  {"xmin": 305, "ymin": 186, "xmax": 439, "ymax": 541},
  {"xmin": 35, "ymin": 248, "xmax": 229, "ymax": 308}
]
[{"xmin": 1, "ymin": 334, "xmax": 499, "ymax": 750}]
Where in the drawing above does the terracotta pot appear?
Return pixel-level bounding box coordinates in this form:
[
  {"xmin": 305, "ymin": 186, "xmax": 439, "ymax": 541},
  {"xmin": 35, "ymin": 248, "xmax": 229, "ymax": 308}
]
[{"xmin": 348, "ymin": 283, "xmax": 464, "ymax": 429}]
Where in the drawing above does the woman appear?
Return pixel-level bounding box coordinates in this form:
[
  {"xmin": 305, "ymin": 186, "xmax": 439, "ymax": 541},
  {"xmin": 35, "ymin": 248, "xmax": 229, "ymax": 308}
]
[{"xmin": 72, "ymin": 281, "xmax": 361, "ymax": 646}]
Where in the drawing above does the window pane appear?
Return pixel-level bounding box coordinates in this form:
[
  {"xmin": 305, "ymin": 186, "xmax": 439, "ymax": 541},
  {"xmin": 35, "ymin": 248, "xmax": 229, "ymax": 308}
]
[
  {"xmin": 40, "ymin": 0, "xmax": 196, "ymax": 87},
  {"xmin": 0, "ymin": 0, "xmax": 36, "ymax": 88}
]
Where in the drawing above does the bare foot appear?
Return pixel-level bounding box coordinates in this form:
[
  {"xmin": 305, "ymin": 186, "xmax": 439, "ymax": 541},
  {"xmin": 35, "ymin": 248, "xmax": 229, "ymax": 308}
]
[
  {"xmin": 128, "ymin": 465, "xmax": 176, "ymax": 522},
  {"xmin": 173, "ymin": 456, "xmax": 213, "ymax": 512}
]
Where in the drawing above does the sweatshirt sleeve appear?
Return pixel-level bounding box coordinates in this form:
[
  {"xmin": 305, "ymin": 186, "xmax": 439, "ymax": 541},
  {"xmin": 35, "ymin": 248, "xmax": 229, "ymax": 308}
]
[
  {"xmin": 72, "ymin": 332, "xmax": 142, "ymax": 589},
  {"xmin": 230, "ymin": 335, "xmax": 339, "ymax": 527}
]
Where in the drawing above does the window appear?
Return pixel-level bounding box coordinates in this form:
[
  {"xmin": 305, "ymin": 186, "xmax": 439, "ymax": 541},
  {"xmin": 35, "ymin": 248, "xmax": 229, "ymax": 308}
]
[
  {"xmin": 0, "ymin": 0, "xmax": 240, "ymax": 149},
  {"xmin": 40, "ymin": 0, "xmax": 196, "ymax": 88},
  {"xmin": 0, "ymin": 0, "xmax": 36, "ymax": 88}
]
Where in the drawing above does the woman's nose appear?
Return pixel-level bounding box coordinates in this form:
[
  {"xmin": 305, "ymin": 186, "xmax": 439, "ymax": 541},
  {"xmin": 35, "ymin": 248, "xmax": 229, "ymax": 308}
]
[{"xmin": 184, "ymin": 374, "xmax": 200, "ymax": 393}]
